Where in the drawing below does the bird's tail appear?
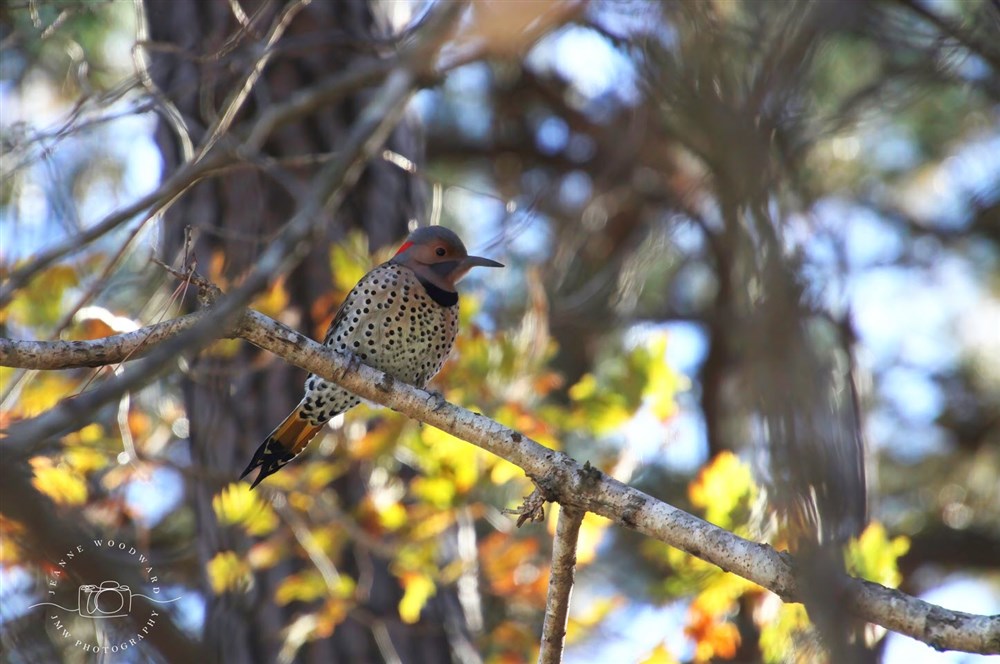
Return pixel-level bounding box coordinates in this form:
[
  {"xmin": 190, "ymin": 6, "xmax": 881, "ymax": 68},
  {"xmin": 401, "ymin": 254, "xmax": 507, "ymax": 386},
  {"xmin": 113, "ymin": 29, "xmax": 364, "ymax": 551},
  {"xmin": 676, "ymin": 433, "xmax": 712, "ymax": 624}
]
[{"xmin": 240, "ymin": 404, "xmax": 325, "ymax": 489}]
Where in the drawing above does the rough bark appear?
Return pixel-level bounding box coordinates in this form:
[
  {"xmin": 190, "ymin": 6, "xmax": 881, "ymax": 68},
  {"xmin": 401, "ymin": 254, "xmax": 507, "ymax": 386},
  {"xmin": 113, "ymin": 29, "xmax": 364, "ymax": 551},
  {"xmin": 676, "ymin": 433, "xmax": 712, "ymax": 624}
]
[{"xmin": 142, "ymin": 1, "xmax": 461, "ymax": 661}]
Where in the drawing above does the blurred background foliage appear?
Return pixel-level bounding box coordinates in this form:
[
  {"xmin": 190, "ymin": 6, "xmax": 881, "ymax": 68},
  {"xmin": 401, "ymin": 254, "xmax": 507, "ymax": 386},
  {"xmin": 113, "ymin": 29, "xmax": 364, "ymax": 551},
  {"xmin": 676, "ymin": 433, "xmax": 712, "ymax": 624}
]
[{"xmin": 2, "ymin": 0, "xmax": 999, "ymax": 662}]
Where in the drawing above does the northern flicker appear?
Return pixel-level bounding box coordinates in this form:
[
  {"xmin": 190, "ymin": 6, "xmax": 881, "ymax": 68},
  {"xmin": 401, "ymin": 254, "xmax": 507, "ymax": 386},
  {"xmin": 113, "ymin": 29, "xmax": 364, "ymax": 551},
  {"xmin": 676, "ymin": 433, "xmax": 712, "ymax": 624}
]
[{"xmin": 240, "ymin": 226, "xmax": 503, "ymax": 488}]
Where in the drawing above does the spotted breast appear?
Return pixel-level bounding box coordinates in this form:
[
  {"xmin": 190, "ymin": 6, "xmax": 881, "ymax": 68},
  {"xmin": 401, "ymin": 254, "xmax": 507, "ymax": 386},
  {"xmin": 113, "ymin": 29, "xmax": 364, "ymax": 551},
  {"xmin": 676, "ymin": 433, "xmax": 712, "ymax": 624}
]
[{"xmin": 302, "ymin": 263, "xmax": 459, "ymax": 424}]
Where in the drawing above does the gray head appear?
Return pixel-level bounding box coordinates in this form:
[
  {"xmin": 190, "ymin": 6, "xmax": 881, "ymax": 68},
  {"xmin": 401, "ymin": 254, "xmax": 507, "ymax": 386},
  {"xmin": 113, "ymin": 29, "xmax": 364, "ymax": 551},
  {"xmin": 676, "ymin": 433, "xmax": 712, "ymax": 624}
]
[{"xmin": 390, "ymin": 226, "xmax": 503, "ymax": 292}]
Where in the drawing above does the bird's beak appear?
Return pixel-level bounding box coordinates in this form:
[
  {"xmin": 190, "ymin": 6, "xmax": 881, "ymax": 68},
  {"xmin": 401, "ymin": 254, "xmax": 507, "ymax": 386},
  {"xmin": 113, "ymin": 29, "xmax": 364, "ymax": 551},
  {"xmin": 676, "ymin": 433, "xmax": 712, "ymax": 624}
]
[{"xmin": 462, "ymin": 255, "xmax": 504, "ymax": 269}]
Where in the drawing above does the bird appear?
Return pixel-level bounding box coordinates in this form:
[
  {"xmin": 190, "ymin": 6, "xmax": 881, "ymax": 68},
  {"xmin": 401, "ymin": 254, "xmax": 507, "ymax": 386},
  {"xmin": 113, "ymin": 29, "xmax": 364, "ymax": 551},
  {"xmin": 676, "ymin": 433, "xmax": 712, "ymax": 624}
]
[{"xmin": 240, "ymin": 225, "xmax": 503, "ymax": 489}]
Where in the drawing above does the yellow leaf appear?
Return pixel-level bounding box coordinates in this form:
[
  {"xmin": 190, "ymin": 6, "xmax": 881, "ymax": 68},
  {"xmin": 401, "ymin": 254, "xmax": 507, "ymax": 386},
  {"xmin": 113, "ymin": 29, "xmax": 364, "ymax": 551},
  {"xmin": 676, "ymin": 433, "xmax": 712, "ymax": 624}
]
[
  {"xmin": 0, "ymin": 517, "xmax": 27, "ymax": 565},
  {"xmin": 376, "ymin": 501, "xmax": 408, "ymax": 531},
  {"xmin": 494, "ymin": 404, "xmax": 562, "ymax": 451},
  {"xmin": 206, "ymin": 551, "xmax": 251, "ymax": 595},
  {"xmin": 420, "ymin": 426, "xmax": 480, "ymax": 469},
  {"xmin": 691, "ymin": 572, "xmax": 757, "ymax": 618},
  {"xmin": 203, "ymin": 338, "xmax": 242, "ymax": 358},
  {"xmin": 30, "ymin": 458, "xmax": 87, "ymax": 505},
  {"xmin": 304, "ymin": 461, "xmax": 343, "ymax": 491},
  {"xmin": 688, "ymin": 452, "xmax": 756, "ymax": 530},
  {"xmin": 413, "ymin": 425, "xmax": 483, "ymax": 494},
  {"xmin": 64, "ymin": 448, "xmax": 108, "ymax": 474},
  {"xmin": 275, "ymin": 571, "xmax": 328, "ymax": 605},
  {"xmin": 759, "ymin": 603, "xmax": 810, "ymax": 664},
  {"xmin": 845, "ymin": 522, "xmax": 910, "ymax": 588},
  {"xmin": 317, "ymin": 596, "xmax": 351, "ymax": 635},
  {"xmin": 212, "ymin": 483, "xmax": 279, "ymax": 536},
  {"xmin": 288, "ymin": 491, "xmax": 315, "ymax": 511},
  {"xmin": 76, "ymin": 423, "xmax": 105, "ymax": 443},
  {"xmin": 13, "ymin": 373, "xmax": 76, "ymax": 418},
  {"xmin": 0, "ymin": 367, "xmax": 14, "ymax": 396},
  {"xmin": 252, "ymin": 276, "xmax": 290, "ymax": 318},
  {"xmin": 490, "ymin": 457, "xmax": 525, "ymax": 485},
  {"xmin": 409, "ymin": 510, "xmax": 456, "ymax": 541},
  {"xmin": 566, "ymin": 596, "xmax": 622, "ymax": 645},
  {"xmin": 334, "ymin": 575, "xmax": 356, "ymax": 599},
  {"xmin": 247, "ymin": 541, "xmax": 283, "ymax": 570},
  {"xmin": 6, "ymin": 264, "xmax": 78, "ymax": 326},
  {"xmin": 640, "ymin": 643, "xmax": 679, "ymax": 664},
  {"xmin": 644, "ymin": 334, "xmax": 685, "ymax": 421},
  {"xmin": 566, "ymin": 371, "xmax": 634, "ymax": 434},
  {"xmin": 352, "ymin": 418, "xmax": 406, "ymax": 459},
  {"xmin": 398, "ymin": 572, "xmax": 436, "ymax": 624},
  {"xmin": 568, "ymin": 373, "xmax": 598, "ymax": 401},
  {"xmin": 412, "ymin": 476, "xmax": 456, "ymax": 508},
  {"xmin": 329, "ymin": 233, "xmax": 370, "ymax": 294}
]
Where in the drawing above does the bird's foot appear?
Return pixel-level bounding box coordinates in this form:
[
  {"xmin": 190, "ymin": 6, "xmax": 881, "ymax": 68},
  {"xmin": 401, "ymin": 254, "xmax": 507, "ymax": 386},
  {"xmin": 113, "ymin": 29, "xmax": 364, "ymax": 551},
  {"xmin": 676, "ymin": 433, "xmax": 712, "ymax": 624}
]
[{"xmin": 425, "ymin": 390, "xmax": 448, "ymax": 412}]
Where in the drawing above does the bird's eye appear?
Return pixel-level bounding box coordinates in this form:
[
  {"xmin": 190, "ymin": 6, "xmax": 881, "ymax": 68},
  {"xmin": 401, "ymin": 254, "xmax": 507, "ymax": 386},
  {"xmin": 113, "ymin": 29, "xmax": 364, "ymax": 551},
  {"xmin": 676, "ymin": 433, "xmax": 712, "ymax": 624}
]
[{"xmin": 435, "ymin": 247, "xmax": 446, "ymax": 257}]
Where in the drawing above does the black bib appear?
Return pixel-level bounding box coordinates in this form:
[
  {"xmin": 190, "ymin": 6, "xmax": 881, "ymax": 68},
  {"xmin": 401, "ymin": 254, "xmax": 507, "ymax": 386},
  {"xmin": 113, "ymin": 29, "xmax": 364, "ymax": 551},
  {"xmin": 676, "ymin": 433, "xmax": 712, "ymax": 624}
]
[{"xmin": 419, "ymin": 279, "xmax": 458, "ymax": 307}]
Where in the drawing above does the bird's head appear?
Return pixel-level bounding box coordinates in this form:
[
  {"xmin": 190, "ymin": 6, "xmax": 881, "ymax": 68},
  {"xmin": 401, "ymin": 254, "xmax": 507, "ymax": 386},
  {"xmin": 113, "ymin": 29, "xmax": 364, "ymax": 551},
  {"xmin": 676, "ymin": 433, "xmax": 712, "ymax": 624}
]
[{"xmin": 390, "ymin": 226, "xmax": 503, "ymax": 292}]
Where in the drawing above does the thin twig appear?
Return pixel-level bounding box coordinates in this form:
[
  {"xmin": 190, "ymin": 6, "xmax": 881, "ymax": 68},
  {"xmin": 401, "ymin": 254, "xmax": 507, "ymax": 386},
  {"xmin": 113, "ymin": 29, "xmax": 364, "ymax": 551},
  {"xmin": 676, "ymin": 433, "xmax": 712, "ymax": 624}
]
[
  {"xmin": 1, "ymin": 24, "xmax": 407, "ymax": 310},
  {"xmin": 0, "ymin": 150, "xmax": 227, "ymax": 309},
  {"xmin": 196, "ymin": 0, "xmax": 311, "ymax": 160},
  {"xmin": 0, "ymin": 0, "xmax": 466, "ymax": 453},
  {"xmin": 0, "ymin": 461, "xmax": 209, "ymax": 661},
  {"xmin": 538, "ymin": 506, "xmax": 584, "ymax": 664}
]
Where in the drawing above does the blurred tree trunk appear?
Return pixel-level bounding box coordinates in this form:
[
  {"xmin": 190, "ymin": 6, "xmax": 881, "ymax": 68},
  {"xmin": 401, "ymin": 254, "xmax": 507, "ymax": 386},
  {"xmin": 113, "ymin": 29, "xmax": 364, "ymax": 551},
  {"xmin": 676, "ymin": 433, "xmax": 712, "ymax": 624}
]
[{"xmin": 146, "ymin": 1, "xmax": 466, "ymax": 661}]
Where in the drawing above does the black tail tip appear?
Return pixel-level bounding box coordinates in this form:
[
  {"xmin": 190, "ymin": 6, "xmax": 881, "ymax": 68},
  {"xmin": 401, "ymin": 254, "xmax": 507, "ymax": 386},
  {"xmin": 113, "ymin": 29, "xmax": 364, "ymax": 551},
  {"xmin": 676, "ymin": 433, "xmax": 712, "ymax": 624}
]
[
  {"xmin": 239, "ymin": 438, "xmax": 295, "ymax": 490},
  {"xmin": 248, "ymin": 471, "xmax": 267, "ymax": 490},
  {"xmin": 239, "ymin": 446, "xmax": 266, "ymax": 485}
]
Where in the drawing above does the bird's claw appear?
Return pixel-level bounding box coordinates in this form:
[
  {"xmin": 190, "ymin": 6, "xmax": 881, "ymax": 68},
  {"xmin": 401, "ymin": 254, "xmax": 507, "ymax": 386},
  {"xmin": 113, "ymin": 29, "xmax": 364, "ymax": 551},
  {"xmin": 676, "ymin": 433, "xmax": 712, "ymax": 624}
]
[{"xmin": 425, "ymin": 390, "xmax": 448, "ymax": 411}]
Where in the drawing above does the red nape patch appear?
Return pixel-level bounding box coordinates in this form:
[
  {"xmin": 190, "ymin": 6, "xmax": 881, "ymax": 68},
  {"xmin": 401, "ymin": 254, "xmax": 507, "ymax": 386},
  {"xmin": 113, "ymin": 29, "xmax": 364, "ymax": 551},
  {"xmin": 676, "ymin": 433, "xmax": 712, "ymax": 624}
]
[{"xmin": 394, "ymin": 241, "xmax": 413, "ymax": 256}]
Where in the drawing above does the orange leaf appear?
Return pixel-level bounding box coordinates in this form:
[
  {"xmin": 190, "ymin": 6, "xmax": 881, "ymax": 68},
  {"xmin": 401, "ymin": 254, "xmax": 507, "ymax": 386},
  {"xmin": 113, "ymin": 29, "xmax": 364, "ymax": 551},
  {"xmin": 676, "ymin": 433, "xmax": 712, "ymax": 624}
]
[{"xmin": 684, "ymin": 605, "xmax": 740, "ymax": 662}]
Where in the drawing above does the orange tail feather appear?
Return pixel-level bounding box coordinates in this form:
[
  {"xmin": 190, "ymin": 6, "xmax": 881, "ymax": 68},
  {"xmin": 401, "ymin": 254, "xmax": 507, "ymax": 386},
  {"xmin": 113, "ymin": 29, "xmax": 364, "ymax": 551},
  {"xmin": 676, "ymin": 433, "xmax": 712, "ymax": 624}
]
[{"xmin": 240, "ymin": 405, "xmax": 324, "ymax": 489}]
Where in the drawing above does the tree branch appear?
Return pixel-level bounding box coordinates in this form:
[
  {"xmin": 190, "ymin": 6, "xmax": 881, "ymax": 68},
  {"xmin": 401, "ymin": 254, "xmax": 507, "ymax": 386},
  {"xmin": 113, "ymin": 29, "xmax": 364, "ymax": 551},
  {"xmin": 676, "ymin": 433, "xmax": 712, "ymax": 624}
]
[
  {"xmin": 0, "ymin": 0, "xmax": 458, "ymax": 311},
  {"xmin": 538, "ymin": 506, "xmax": 584, "ymax": 664},
  {"xmin": 0, "ymin": 310, "xmax": 212, "ymax": 369},
  {"xmin": 894, "ymin": 0, "xmax": 1000, "ymax": 73},
  {"xmin": 3, "ymin": 307, "xmax": 999, "ymax": 654},
  {"xmin": 0, "ymin": 0, "xmax": 472, "ymax": 459},
  {"xmin": 0, "ymin": 150, "xmax": 227, "ymax": 310},
  {"xmin": 0, "ymin": 463, "xmax": 210, "ymax": 661}
]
